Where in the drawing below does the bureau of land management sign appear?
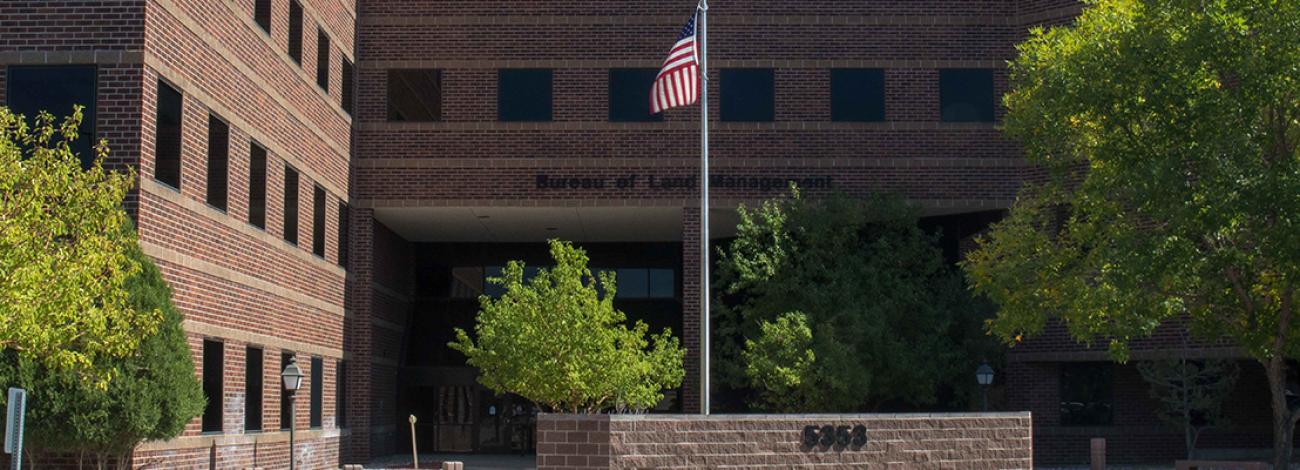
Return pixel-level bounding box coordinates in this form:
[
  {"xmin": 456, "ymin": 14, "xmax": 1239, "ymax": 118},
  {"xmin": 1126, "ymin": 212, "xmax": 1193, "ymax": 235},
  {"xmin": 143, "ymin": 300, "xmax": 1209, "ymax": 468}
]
[{"xmin": 535, "ymin": 173, "xmax": 834, "ymax": 192}]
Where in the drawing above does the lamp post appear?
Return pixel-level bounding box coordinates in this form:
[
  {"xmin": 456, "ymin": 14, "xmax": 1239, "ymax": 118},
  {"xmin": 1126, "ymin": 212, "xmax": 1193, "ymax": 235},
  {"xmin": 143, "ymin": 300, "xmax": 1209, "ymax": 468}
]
[
  {"xmin": 281, "ymin": 356, "xmax": 305, "ymax": 470},
  {"xmin": 976, "ymin": 361, "xmax": 994, "ymax": 412}
]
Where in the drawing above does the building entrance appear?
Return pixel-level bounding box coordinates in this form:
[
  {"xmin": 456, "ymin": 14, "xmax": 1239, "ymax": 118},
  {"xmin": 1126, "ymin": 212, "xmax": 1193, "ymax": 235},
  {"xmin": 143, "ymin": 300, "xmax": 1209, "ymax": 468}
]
[{"xmin": 392, "ymin": 240, "xmax": 685, "ymax": 455}]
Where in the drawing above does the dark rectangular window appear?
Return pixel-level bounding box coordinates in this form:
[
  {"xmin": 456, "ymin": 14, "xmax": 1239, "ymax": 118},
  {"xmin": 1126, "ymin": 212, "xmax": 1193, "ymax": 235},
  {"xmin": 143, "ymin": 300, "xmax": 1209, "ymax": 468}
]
[
  {"xmin": 280, "ymin": 352, "xmax": 292, "ymax": 430},
  {"xmin": 287, "ymin": 0, "xmax": 303, "ymax": 64},
  {"xmin": 336, "ymin": 360, "xmax": 346, "ymax": 427},
  {"xmin": 341, "ymin": 59, "xmax": 354, "ymax": 115},
  {"xmin": 283, "ymin": 166, "xmax": 299, "ymax": 245},
  {"xmin": 831, "ymin": 69, "xmax": 885, "ymax": 122},
  {"xmin": 337, "ymin": 201, "xmax": 349, "ymax": 268},
  {"xmin": 939, "ymin": 69, "xmax": 995, "ymax": 122},
  {"xmin": 254, "ymin": 0, "xmax": 271, "ymax": 33},
  {"xmin": 498, "ymin": 69, "xmax": 552, "ymax": 122},
  {"xmin": 1060, "ymin": 362, "xmax": 1114, "ymax": 426},
  {"xmin": 6, "ymin": 65, "xmax": 97, "ymax": 168},
  {"xmin": 309, "ymin": 356, "xmax": 323, "ymax": 428},
  {"xmin": 387, "ymin": 69, "xmax": 442, "ymax": 122},
  {"xmin": 245, "ymin": 346, "xmax": 264, "ymax": 432},
  {"xmin": 205, "ymin": 115, "xmax": 230, "ymax": 211},
  {"xmin": 201, "ymin": 339, "xmax": 224, "ymax": 433},
  {"xmin": 248, "ymin": 143, "xmax": 268, "ymax": 229},
  {"xmin": 315, "ymin": 28, "xmax": 330, "ymax": 91},
  {"xmin": 312, "ymin": 185, "xmax": 326, "ymax": 257},
  {"xmin": 720, "ymin": 69, "xmax": 774, "ymax": 122},
  {"xmin": 608, "ymin": 69, "xmax": 662, "ymax": 122},
  {"xmin": 154, "ymin": 80, "xmax": 184, "ymax": 188}
]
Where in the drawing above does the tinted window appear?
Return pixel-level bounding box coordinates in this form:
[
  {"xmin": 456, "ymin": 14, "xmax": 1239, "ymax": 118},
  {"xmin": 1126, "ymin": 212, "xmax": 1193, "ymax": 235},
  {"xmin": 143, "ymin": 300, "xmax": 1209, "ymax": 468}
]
[
  {"xmin": 201, "ymin": 339, "xmax": 224, "ymax": 433},
  {"xmin": 609, "ymin": 69, "xmax": 662, "ymax": 122},
  {"xmin": 616, "ymin": 269, "xmax": 649, "ymax": 298},
  {"xmin": 309, "ymin": 356, "xmax": 323, "ymax": 428},
  {"xmin": 939, "ymin": 69, "xmax": 995, "ymax": 122},
  {"xmin": 387, "ymin": 69, "xmax": 441, "ymax": 122},
  {"xmin": 280, "ymin": 353, "xmax": 292, "ymax": 430},
  {"xmin": 831, "ymin": 69, "xmax": 885, "ymax": 122},
  {"xmin": 648, "ymin": 269, "xmax": 675, "ymax": 299},
  {"xmin": 337, "ymin": 202, "xmax": 349, "ymax": 268},
  {"xmin": 315, "ymin": 28, "xmax": 330, "ymax": 91},
  {"xmin": 312, "ymin": 185, "xmax": 326, "ymax": 257},
  {"xmin": 206, "ymin": 115, "xmax": 230, "ymax": 211},
  {"xmin": 155, "ymin": 80, "xmax": 183, "ymax": 188},
  {"xmin": 245, "ymin": 346, "xmax": 264, "ymax": 432},
  {"xmin": 254, "ymin": 0, "xmax": 271, "ymax": 33},
  {"xmin": 283, "ymin": 166, "xmax": 299, "ymax": 245},
  {"xmin": 720, "ymin": 69, "xmax": 774, "ymax": 122},
  {"xmin": 287, "ymin": 0, "xmax": 303, "ymax": 64},
  {"xmin": 6, "ymin": 65, "xmax": 97, "ymax": 168},
  {"xmin": 341, "ymin": 59, "xmax": 354, "ymax": 115},
  {"xmin": 1060, "ymin": 362, "xmax": 1114, "ymax": 426},
  {"xmin": 248, "ymin": 143, "xmax": 268, "ymax": 228},
  {"xmin": 498, "ymin": 69, "xmax": 552, "ymax": 122}
]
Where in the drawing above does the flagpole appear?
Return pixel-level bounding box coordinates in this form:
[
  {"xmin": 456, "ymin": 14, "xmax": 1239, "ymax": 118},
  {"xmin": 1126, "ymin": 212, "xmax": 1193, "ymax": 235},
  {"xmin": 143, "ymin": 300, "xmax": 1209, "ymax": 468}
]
[{"xmin": 697, "ymin": 0, "xmax": 710, "ymax": 416}]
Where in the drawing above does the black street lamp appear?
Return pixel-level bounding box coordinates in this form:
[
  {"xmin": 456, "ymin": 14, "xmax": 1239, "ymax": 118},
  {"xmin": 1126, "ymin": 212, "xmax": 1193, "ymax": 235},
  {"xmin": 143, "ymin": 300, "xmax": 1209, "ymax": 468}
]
[
  {"xmin": 281, "ymin": 356, "xmax": 305, "ymax": 470},
  {"xmin": 976, "ymin": 361, "xmax": 994, "ymax": 412}
]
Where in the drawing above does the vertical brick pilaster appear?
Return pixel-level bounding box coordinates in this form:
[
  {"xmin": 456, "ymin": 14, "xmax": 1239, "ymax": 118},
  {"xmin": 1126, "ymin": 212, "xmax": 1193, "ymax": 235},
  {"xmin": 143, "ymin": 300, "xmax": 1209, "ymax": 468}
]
[
  {"xmin": 343, "ymin": 207, "xmax": 374, "ymax": 463},
  {"xmin": 680, "ymin": 207, "xmax": 702, "ymax": 413}
]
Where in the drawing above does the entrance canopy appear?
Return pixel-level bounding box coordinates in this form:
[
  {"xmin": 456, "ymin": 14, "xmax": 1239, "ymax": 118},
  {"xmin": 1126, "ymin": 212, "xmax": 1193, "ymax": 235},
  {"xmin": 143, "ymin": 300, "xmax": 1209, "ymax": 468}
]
[{"xmin": 374, "ymin": 206, "xmax": 739, "ymax": 243}]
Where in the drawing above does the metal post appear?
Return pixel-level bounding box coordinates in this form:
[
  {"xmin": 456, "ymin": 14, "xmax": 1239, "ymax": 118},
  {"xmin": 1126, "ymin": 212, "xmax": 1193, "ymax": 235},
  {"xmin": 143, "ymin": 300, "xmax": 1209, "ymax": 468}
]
[
  {"xmin": 981, "ymin": 386, "xmax": 989, "ymax": 412},
  {"xmin": 289, "ymin": 393, "xmax": 296, "ymax": 470},
  {"xmin": 697, "ymin": 0, "xmax": 711, "ymax": 416}
]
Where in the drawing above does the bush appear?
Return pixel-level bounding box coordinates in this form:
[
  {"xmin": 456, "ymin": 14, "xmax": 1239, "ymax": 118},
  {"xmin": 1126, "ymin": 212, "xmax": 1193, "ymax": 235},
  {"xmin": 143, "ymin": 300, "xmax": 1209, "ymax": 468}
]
[{"xmin": 450, "ymin": 240, "xmax": 685, "ymax": 413}]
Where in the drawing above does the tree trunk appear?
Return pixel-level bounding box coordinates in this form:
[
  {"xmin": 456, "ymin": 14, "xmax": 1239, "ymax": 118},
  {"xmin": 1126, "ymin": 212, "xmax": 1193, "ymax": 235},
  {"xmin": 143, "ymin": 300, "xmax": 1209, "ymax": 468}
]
[{"xmin": 1266, "ymin": 356, "xmax": 1294, "ymax": 469}]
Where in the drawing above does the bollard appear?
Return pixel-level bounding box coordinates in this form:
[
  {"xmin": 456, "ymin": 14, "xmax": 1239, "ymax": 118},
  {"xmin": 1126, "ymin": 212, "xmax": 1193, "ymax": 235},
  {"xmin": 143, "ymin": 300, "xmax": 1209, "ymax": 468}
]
[
  {"xmin": 409, "ymin": 414, "xmax": 420, "ymax": 468},
  {"xmin": 1090, "ymin": 438, "xmax": 1105, "ymax": 470},
  {"xmin": 441, "ymin": 462, "xmax": 464, "ymax": 470}
]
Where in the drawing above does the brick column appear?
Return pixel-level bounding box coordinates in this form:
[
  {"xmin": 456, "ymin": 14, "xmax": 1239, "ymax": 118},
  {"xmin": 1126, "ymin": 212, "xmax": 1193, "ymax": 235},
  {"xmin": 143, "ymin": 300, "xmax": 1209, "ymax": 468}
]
[
  {"xmin": 343, "ymin": 207, "xmax": 374, "ymax": 463},
  {"xmin": 680, "ymin": 207, "xmax": 702, "ymax": 413}
]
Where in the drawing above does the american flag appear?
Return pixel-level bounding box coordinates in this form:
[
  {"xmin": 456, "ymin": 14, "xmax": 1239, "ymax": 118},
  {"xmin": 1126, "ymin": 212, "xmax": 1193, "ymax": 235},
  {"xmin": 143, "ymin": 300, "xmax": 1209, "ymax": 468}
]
[{"xmin": 650, "ymin": 12, "xmax": 700, "ymax": 114}]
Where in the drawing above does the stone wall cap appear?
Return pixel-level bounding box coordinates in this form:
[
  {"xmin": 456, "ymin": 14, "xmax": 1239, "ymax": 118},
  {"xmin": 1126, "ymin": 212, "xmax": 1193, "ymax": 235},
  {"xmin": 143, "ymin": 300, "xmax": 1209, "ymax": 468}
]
[{"xmin": 539, "ymin": 411, "xmax": 1031, "ymax": 420}]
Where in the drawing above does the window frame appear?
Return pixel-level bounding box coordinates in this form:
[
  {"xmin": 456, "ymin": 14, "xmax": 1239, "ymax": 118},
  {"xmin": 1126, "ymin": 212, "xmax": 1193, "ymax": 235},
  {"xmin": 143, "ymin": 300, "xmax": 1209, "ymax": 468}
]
[
  {"xmin": 830, "ymin": 68, "xmax": 886, "ymax": 122},
  {"xmin": 201, "ymin": 339, "xmax": 224, "ymax": 433},
  {"xmin": 154, "ymin": 79, "xmax": 184, "ymax": 189},
  {"xmin": 608, "ymin": 68, "xmax": 664, "ymax": 123},
  {"xmin": 315, "ymin": 27, "xmax": 330, "ymax": 91},
  {"xmin": 248, "ymin": 143, "xmax": 268, "ymax": 229},
  {"xmin": 283, "ymin": 165, "xmax": 300, "ymax": 246},
  {"xmin": 497, "ymin": 69, "xmax": 554, "ymax": 122},
  {"xmin": 245, "ymin": 346, "xmax": 264, "ymax": 432},
  {"xmin": 205, "ymin": 114, "xmax": 230, "ymax": 211},
  {"xmin": 311, "ymin": 185, "xmax": 327, "ymax": 257},
  {"xmin": 720, "ymin": 68, "xmax": 775, "ymax": 122},
  {"xmin": 287, "ymin": 0, "xmax": 304, "ymax": 64},
  {"xmin": 5, "ymin": 65, "xmax": 99, "ymax": 169},
  {"xmin": 938, "ymin": 69, "xmax": 996, "ymax": 123}
]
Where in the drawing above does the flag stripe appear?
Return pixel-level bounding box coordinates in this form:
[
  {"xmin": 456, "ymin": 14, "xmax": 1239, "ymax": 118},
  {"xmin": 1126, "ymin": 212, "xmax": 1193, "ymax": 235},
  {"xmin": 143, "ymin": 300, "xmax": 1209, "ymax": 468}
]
[{"xmin": 651, "ymin": 12, "xmax": 700, "ymax": 114}]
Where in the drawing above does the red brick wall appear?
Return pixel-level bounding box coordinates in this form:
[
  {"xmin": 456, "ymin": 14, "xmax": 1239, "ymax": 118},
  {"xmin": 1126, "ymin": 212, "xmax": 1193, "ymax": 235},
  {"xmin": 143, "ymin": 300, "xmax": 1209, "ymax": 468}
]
[{"xmin": 537, "ymin": 413, "xmax": 1033, "ymax": 469}]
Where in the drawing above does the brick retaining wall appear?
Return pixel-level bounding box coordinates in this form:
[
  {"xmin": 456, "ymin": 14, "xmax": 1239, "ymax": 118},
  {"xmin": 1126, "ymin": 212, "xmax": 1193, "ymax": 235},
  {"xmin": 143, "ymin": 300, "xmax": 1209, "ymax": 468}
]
[{"xmin": 537, "ymin": 412, "xmax": 1033, "ymax": 469}]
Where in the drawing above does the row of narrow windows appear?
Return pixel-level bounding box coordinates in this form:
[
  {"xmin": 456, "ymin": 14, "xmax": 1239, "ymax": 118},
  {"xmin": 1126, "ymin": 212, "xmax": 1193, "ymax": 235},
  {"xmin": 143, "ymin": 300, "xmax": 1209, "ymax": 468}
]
[
  {"xmin": 254, "ymin": 0, "xmax": 354, "ymax": 115},
  {"xmin": 201, "ymin": 339, "xmax": 345, "ymax": 433},
  {"xmin": 154, "ymin": 79, "xmax": 349, "ymax": 266},
  {"xmin": 388, "ymin": 68, "xmax": 996, "ymax": 123}
]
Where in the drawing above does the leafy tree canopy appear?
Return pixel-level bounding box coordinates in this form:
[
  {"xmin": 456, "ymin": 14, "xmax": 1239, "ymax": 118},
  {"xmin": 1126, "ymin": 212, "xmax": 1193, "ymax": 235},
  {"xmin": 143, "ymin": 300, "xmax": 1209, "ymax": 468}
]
[
  {"xmin": 962, "ymin": 0, "xmax": 1300, "ymax": 465},
  {"xmin": 717, "ymin": 188, "xmax": 998, "ymax": 412},
  {"xmin": 0, "ymin": 238, "xmax": 205, "ymax": 467},
  {"xmin": 450, "ymin": 240, "xmax": 685, "ymax": 413},
  {"xmin": 0, "ymin": 106, "xmax": 158, "ymax": 385}
]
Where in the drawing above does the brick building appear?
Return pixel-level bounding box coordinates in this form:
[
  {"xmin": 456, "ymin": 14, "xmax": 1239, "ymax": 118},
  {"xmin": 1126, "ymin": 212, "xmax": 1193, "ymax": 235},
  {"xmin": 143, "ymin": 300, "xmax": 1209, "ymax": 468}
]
[{"xmin": 1, "ymin": 0, "xmax": 1285, "ymax": 468}]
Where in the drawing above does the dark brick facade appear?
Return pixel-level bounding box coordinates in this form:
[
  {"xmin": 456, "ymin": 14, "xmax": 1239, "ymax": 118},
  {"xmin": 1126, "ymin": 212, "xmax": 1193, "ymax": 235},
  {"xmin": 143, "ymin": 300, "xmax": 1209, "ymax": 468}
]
[{"xmin": 536, "ymin": 413, "xmax": 1033, "ymax": 469}]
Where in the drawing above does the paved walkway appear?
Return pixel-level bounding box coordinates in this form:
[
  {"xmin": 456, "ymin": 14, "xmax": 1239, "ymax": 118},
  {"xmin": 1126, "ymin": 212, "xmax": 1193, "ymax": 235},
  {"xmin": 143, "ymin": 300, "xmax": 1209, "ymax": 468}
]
[{"xmin": 367, "ymin": 454, "xmax": 535, "ymax": 470}]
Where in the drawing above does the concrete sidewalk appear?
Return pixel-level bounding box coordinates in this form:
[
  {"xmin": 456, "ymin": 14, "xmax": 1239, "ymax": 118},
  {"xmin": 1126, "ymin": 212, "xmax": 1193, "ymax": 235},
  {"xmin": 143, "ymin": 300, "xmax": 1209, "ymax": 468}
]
[{"xmin": 366, "ymin": 454, "xmax": 535, "ymax": 470}]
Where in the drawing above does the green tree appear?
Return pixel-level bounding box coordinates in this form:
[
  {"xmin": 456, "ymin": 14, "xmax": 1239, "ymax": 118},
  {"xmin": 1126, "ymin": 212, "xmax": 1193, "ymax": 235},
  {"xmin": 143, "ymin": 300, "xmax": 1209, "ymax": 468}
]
[
  {"xmin": 962, "ymin": 1, "xmax": 1300, "ymax": 466},
  {"xmin": 0, "ymin": 234, "xmax": 205, "ymax": 469},
  {"xmin": 0, "ymin": 106, "xmax": 158, "ymax": 385},
  {"xmin": 1137, "ymin": 356, "xmax": 1240, "ymax": 460},
  {"xmin": 717, "ymin": 188, "xmax": 999, "ymax": 412},
  {"xmin": 742, "ymin": 311, "xmax": 817, "ymax": 412},
  {"xmin": 449, "ymin": 240, "xmax": 685, "ymax": 413}
]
